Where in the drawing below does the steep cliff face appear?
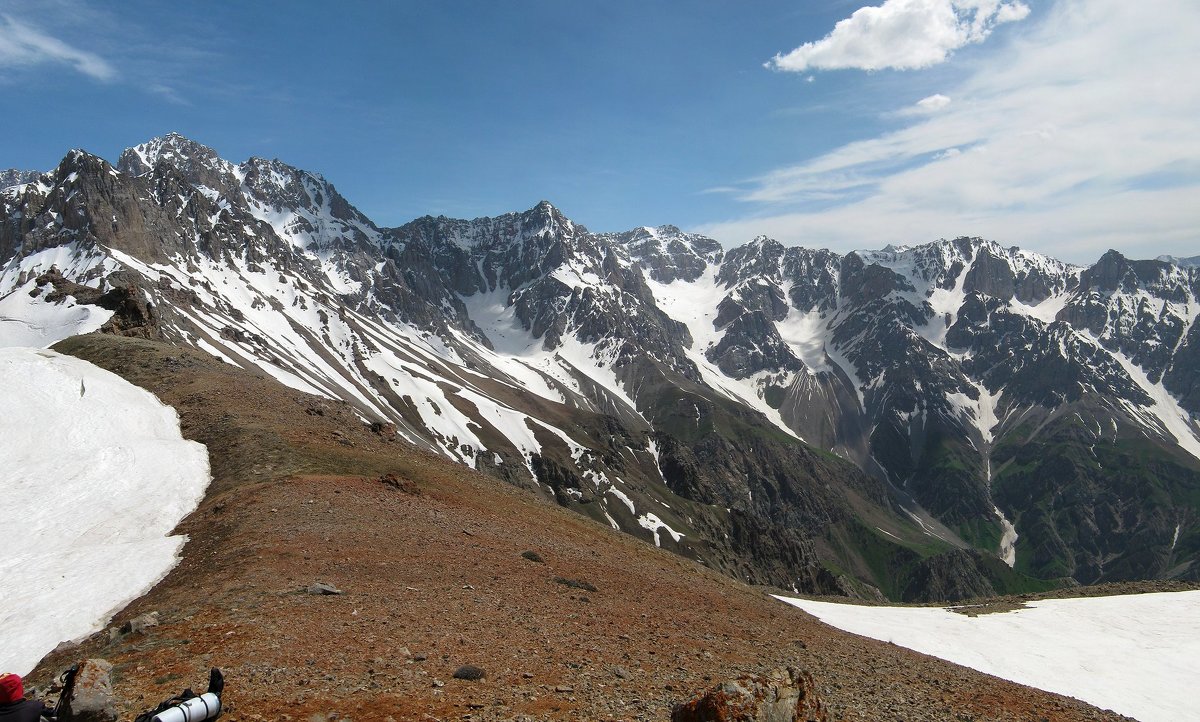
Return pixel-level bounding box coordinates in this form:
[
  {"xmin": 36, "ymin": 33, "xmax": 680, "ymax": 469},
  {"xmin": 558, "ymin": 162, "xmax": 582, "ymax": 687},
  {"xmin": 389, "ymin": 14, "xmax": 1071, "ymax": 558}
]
[{"xmin": 3, "ymin": 133, "xmax": 1197, "ymax": 599}]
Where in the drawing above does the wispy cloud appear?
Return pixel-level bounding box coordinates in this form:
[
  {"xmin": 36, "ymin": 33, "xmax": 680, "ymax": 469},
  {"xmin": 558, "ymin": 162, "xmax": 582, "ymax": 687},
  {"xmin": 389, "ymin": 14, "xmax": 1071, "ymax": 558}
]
[
  {"xmin": 146, "ymin": 82, "xmax": 190, "ymax": 106},
  {"xmin": 767, "ymin": 0, "xmax": 1030, "ymax": 73},
  {"xmin": 0, "ymin": 3, "xmax": 235, "ymax": 105},
  {"xmin": 0, "ymin": 13, "xmax": 115, "ymax": 80},
  {"xmin": 699, "ymin": 0, "xmax": 1200, "ymax": 263}
]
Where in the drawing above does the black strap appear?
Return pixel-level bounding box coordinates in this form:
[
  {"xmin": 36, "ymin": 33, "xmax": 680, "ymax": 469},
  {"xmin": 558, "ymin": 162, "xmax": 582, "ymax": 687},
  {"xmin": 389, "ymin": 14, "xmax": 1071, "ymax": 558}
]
[
  {"xmin": 131, "ymin": 666, "xmax": 223, "ymax": 721},
  {"xmin": 133, "ymin": 690, "xmax": 195, "ymax": 722},
  {"xmin": 52, "ymin": 664, "xmax": 79, "ymax": 718}
]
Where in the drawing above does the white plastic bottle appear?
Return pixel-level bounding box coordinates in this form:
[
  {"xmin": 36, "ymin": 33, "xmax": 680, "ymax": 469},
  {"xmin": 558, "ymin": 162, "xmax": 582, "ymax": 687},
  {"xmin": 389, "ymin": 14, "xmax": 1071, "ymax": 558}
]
[{"xmin": 149, "ymin": 692, "xmax": 222, "ymax": 722}]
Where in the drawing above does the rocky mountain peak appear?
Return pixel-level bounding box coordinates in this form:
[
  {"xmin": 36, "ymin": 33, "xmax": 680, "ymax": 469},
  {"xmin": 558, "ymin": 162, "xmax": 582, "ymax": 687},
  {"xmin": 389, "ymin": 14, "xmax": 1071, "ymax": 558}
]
[
  {"xmin": 242, "ymin": 157, "xmax": 327, "ymax": 207},
  {"xmin": 232, "ymin": 155, "xmax": 380, "ymax": 255},
  {"xmin": 599, "ymin": 224, "xmax": 723, "ymax": 283},
  {"xmin": 717, "ymin": 236, "xmax": 786, "ymax": 287},
  {"xmin": 1081, "ymin": 249, "xmax": 1134, "ymax": 291},
  {"xmin": 838, "ymin": 251, "xmax": 916, "ymax": 304},
  {"xmin": 781, "ymin": 247, "xmax": 842, "ymax": 312},
  {"xmin": 117, "ymin": 132, "xmax": 234, "ymax": 187},
  {"xmin": 1079, "ymin": 248, "xmax": 1188, "ymax": 297},
  {"xmin": 505, "ymin": 202, "xmax": 585, "ymax": 247},
  {"xmin": 242, "ymin": 155, "xmax": 326, "ymax": 182},
  {"xmin": 407, "ymin": 201, "xmax": 581, "ymax": 251},
  {"xmin": 1159, "ymin": 254, "xmax": 1200, "ymax": 268},
  {"xmin": 380, "ymin": 202, "xmax": 595, "ymax": 300},
  {"xmin": 54, "ymin": 149, "xmax": 114, "ymax": 181},
  {"xmin": 855, "ymin": 237, "xmax": 974, "ymax": 292},
  {"xmin": 520, "ymin": 200, "xmax": 578, "ymax": 238}
]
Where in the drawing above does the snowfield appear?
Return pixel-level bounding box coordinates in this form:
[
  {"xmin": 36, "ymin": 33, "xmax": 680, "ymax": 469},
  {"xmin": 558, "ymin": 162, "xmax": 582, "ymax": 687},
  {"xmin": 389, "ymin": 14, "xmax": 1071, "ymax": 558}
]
[
  {"xmin": 0, "ymin": 244, "xmax": 116, "ymax": 348},
  {"xmin": 0, "ymin": 348, "xmax": 211, "ymax": 675},
  {"xmin": 777, "ymin": 592, "xmax": 1200, "ymax": 722}
]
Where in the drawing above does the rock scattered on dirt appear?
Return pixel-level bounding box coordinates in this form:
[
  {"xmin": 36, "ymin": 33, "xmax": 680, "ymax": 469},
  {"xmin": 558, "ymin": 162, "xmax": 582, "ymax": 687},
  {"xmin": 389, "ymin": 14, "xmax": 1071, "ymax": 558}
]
[
  {"xmin": 452, "ymin": 665, "xmax": 486, "ymax": 681},
  {"xmin": 672, "ymin": 666, "xmax": 827, "ymax": 722},
  {"xmin": 117, "ymin": 611, "xmax": 159, "ymax": 637},
  {"xmin": 553, "ymin": 576, "xmax": 597, "ymax": 592}
]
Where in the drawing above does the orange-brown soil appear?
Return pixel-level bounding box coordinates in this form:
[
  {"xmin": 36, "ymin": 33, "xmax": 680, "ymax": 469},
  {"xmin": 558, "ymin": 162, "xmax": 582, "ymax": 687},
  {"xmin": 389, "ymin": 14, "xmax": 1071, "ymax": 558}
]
[{"xmin": 28, "ymin": 335, "xmax": 1134, "ymax": 721}]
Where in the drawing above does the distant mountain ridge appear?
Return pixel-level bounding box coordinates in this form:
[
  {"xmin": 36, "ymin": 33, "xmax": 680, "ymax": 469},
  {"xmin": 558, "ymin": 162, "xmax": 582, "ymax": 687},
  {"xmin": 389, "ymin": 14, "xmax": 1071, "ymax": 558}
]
[
  {"xmin": 2, "ymin": 133, "xmax": 1197, "ymax": 600},
  {"xmin": 0, "ymin": 168, "xmax": 43, "ymax": 190},
  {"xmin": 1159, "ymin": 254, "xmax": 1200, "ymax": 268}
]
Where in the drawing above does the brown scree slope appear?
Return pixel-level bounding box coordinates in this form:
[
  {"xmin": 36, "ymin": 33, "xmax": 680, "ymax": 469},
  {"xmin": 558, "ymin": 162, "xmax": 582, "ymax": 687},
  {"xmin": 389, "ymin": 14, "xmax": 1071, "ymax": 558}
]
[{"xmin": 27, "ymin": 333, "xmax": 1133, "ymax": 722}]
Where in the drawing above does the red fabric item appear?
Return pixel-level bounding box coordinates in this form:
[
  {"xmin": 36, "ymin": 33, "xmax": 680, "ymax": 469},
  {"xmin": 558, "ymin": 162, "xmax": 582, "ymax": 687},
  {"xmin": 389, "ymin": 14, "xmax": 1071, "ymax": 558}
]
[{"xmin": 0, "ymin": 673, "xmax": 23, "ymax": 703}]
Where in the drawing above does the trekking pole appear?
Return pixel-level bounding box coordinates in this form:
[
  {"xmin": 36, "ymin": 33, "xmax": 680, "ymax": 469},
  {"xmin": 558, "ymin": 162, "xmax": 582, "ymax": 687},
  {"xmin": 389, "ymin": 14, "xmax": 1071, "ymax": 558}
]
[{"xmin": 53, "ymin": 664, "xmax": 79, "ymax": 719}]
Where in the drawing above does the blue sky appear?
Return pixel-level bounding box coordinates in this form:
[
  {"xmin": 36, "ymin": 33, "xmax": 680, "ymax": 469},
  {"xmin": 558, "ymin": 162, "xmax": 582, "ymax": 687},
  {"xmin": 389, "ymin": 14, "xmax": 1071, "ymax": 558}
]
[{"xmin": 1, "ymin": 0, "xmax": 1196, "ymax": 263}]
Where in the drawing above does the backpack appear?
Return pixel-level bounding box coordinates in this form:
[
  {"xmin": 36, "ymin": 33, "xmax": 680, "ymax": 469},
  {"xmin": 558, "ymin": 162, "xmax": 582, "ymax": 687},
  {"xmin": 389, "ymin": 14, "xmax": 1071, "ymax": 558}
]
[{"xmin": 132, "ymin": 669, "xmax": 223, "ymax": 722}]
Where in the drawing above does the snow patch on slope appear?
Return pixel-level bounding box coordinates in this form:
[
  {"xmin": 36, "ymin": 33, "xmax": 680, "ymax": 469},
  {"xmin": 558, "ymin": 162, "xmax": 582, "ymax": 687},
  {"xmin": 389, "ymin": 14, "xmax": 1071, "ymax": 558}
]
[
  {"xmin": 946, "ymin": 380, "xmax": 1001, "ymax": 446},
  {"xmin": 0, "ymin": 348, "xmax": 211, "ymax": 675},
  {"xmin": 994, "ymin": 506, "xmax": 1018, "ymax": 567},
  {"xmin": 776, "ymin": 591, "xmax": 1200, "ymax": 722},
  {"xmin": 1100, "ymin": 339, "xmax": 1200, "ymax": 461},
  {"xmin": 107, "ymin": 247, "xmax": 394, "ymax": 419},
  {"xmin": 459, "ymin": 286, "xmax": 643, "ymax": 417},
  {"xmin": 646, "ymin": 269, "xmax": 803, "ymax": 439},
  {"xmin": 917, "ymin": 256, "xmax": 970, "ymax": 347},
  {"xmin": 0, "ymin": 245, "xmax": 116, "ymax": 347},
  {"xmin": 645, "ymin": 267, "xmax": 723, "ymax": 354},
  {"xmin": 637, "ymin": 512, "xmax": 684, "ymax": 547},
  {"xmin": 1011, "ymin": 291, "xmax": 1073, "ymax": 324},
  {"xmin": 776, "ymin": 307, "xmax": 833, "ymax": 374}
]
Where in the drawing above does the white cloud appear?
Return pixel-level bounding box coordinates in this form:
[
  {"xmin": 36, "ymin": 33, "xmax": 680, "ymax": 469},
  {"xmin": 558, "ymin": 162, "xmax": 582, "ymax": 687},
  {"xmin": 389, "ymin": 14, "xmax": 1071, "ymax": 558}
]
[
  {"xmin": 993, "ymin": 1, "xmax": 1031, "ymax": 22},
  {"xmin": 767, "ymin": 0, "xmax": 1031, "ymax": 72},
  {"xmin": 915, "ymin": 93, "xmax": 951, "ymax": 111},
  {"xmin": 0, "ymin": 14, "xmax": 115, "ymax": 80},
  {"xmin": 703, "ymin": 0, "xmax": 1200, "ymax": 263}
]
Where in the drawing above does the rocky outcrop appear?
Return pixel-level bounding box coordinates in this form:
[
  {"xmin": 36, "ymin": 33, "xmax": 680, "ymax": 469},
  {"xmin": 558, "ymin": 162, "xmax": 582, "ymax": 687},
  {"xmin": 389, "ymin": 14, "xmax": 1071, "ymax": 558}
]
[
  {"xmin": 901, "ymin": 549, "xmax": 1000, "ymax": 602},
  {"xmin": 57, "ymin": 658, "xmax": 117, "ymax": 722},
  {"xmin": 708, "ymin": 309, "xmax": 803, "ymax": 378},
  {"xmin": 32, "ymin": 268, "xmax": 160, "ymax": 338},
  {"xmin": 672, "ymin": 666, "xmax": 827, "ymax": 722},
  {"xmin": 964, "ymin": 245, "xmax": 1016, "ymax": 300},
  {"xmin": 1165, "ymin": 321, "xmax": 1200, "ymax": 413}
]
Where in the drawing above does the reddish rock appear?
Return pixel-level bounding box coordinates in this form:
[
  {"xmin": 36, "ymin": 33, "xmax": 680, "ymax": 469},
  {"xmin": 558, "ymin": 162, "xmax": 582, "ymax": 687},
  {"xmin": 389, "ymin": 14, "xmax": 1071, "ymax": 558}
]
[{"xmin": 672, "ymin": 666, "xmax": 827, "ymax": 722}]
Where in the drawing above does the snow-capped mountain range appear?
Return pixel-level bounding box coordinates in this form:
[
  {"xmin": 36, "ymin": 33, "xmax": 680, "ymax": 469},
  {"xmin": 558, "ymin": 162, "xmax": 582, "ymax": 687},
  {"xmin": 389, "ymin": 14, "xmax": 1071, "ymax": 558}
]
[{"xmin": 3, "ymin": 133, "xmax": 1197, "ymax": 600}]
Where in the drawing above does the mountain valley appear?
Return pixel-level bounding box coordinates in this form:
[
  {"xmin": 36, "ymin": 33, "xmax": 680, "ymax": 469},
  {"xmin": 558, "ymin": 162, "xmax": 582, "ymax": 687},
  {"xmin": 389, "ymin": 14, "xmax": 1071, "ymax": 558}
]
[{"xmin": 3, "ymin": 133, "xmax": 1198, "ymax": 604}]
